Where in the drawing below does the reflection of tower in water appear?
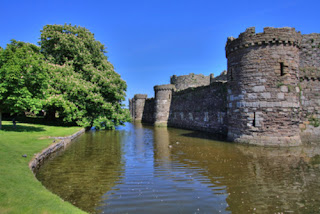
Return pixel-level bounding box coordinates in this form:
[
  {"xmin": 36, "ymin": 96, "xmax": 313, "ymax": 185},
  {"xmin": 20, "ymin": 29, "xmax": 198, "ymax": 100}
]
[
  {"xmin": 153, "ymin": 127, "xmax": 171, "ymax": 166},
  {"xmin": 134, "ymin": 122, "xmax": 145, "ymax": 159},
  {"xmin": 233, "ymin": 145, "xmax": 320, "ymax": 213}
]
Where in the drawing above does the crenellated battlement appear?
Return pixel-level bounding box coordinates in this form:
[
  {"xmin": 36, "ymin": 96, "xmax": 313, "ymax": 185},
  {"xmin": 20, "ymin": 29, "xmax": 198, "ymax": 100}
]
[
  {"xmin": 134, "ymin": 94, "xmax": 148, "ymax": 99},
  {"xmin": 154, "ymin": 84, "xmax": 176, "ymax": 91},
  {"xmin": 226, "ymin": 27, "xmax": 302, "ymax": 57},
  {"xmin": 170, "ymin": 73, "xmax": 213, "ymax": 91}
]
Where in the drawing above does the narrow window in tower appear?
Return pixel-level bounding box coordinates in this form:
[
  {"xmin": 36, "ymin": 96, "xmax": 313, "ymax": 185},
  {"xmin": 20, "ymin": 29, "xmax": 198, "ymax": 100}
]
[
  {"xmin": 253, "ymin": 112, "xmax": 256, "ymax": 127},
  {"xmin": 169, "ymin": 94, "xmax": 171, "ymax": 99},
  {"xmin": 280, "ymin": 62, "xmax": 284, "ymax": 76}
]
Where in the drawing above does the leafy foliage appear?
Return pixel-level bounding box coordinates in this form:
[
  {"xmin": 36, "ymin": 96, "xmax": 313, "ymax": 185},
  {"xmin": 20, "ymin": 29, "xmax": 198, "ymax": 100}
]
[
  {"xmin": 0, "ymin": 40, "xmax": 48, "ymax": 128},
  {"xmin": 0, "ymin": 24, "xmax": 131, "ymax": 130},
  {"xmin": 309, "ymin": 116, "xmax": 320, "ymax": 127},
  {"xmin": 39, "ymin": 24, "xmax": 130, "ymax": 129}
]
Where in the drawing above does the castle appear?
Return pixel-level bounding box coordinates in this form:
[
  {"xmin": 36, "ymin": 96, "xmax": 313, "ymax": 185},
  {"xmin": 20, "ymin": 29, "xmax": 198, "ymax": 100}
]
[{"xmin": 129, "ymin": 27, "xmax": 320, "ymax": 146}]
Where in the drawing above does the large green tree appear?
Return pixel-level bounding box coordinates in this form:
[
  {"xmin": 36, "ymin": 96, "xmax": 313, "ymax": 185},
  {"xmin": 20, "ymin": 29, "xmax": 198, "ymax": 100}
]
[
  {"xmin": 0, "ymin": 40, "xmax": 48, "ymax": 129},
  {"xmin": 39, "ymin": 24, "xmax": 130, "ymax": 129}
]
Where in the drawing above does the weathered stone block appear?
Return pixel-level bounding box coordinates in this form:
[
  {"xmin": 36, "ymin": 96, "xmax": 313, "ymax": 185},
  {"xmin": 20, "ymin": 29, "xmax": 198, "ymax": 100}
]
[
  {"xmin": 253, "ymin": 86, "xmax": 265, "ymax": 92},
  {"xmin": 277, "ymin": 93, "xmax": 285, "ymax": 99},
  {"xmin": 280, "ymin": 86, "xmax": 288, "ymax": 92},
  {"xmin": 261, "ymin": 93, "xmax": 271, "ymax": 99}
]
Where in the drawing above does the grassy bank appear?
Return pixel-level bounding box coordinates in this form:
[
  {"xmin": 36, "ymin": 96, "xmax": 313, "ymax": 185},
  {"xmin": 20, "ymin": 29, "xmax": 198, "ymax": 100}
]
[{"xmin": 0, "ymin": 121, "xmax": 86, "ymax": 214}]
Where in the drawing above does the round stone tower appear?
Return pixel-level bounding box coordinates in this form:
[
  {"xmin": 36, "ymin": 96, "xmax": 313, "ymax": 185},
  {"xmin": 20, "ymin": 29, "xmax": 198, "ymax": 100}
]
[
  {"xmin": 225, "ymin": 27, "xmax": 302, "ymax": 146},
  {"xmin": 133, "ymin": 94, "xmax": 147, "ymax": 121},
  {"xmin": 154, "ymin": 84, "xmax": 175, "ymax": 126}
]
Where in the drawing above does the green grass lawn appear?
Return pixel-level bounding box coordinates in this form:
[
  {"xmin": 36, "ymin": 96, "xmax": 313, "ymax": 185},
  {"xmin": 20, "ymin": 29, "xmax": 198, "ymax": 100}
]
[{"xmin": 0, "ymin": 121, "xmax": 86, "ymax": 214}]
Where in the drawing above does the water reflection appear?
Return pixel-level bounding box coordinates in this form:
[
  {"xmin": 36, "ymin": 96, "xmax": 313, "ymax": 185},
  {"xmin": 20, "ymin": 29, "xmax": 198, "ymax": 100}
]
[
  {"xmin": 36, "ymin": 130, "xmax": 125, "ymax": 213},
  {"xmin": 153, "ymin": 126, "xmax": 171, "ymax": 164},
  {"xmin": 37, "ymin": 123, "xmax": 320, "ymax": 214}
]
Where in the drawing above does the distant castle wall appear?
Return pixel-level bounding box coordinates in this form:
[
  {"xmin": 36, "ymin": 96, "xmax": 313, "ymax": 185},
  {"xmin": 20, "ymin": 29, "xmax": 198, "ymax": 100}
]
[
  {"xmin": 130, "ymin": 27, "xmax": 320, "ymax": 147},
  {"xmin": 168, "ymin": 82, "xmax": 227, "ymax": 135},
  {"xmin": 131, "ymin": 94, "xmax": 147, "ymax": 121},
  {"xmin": 299, "ymin": 34, "xmax": 320, "ymax": 122},
  {"xmin": 299, "ymin": 33, "xmax": 320, "ymax": 141},
  {"xmin": 142, "ymin": 98, "xmax": 155, "ymax": 123},
  {"xmin": 170, "ymin": 73, "xmax": 214, "ymax": 91}
]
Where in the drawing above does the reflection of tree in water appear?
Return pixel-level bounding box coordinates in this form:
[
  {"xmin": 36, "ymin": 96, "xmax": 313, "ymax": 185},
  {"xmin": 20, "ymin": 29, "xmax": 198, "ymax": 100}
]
[
  {"xmin": 36, "ymin": 131, "xmax": 125, "ymax": 214},
  {"xmin": 165, "ymin": 129, "xmax": 320, "ymax": 213}
]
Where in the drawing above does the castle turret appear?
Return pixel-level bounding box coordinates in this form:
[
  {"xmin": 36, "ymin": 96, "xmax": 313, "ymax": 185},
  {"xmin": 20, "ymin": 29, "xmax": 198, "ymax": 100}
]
[
  {"xmin": 132, "ymin": 94, "xmax": 147, "ymax": 121},
  {"xmin": 170, "ymin": 73, "xmax": 212, "ymax": 91},
  {"xmin": 154, "ymin": 84, "xmax": 175, "ymax": 126},
  {"xmin": 129, "ymin": 98, "xmax": 133, "ymax": 118},
  {"xmin": 225, "ymin": 27, "xmax": 302, "ymax": 146}
]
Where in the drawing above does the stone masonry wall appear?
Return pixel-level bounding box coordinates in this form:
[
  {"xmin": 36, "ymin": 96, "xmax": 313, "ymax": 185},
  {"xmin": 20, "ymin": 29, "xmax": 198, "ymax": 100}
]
[
  {"xmin": 226, "ymin": 27, "xmax": 302, "ymax": 146},
  {"xmin": 170, "ymin": 73, "xmax": 213, "ymax": 91},
  {"xmin": 300, "ymin": 34, "xmax": 320, "ymax": 70},
  {"xmin": 142, "ymin": 98, "xmax": 155, "ymax": 123},
  {"xmin": 168, "ymin": 82, "xmax": 227, "ymax": 135},
  {"xmin": 154, "ymin": 84, "xmax": 175, "ymax": 126},
  {"xmin": 132, "ymin": 94, "xmax": 147, "ymax": 121},
  {"xmin": 300, "ymin": 79, "xmax": 320, "ymax": 122},
  {"xmin": 299, "ymin": 34, "xmax": 320, "ymax": 122},
  {"xmin": 129, "ymin": 27, "xmax": 320, "ymax": 146}
]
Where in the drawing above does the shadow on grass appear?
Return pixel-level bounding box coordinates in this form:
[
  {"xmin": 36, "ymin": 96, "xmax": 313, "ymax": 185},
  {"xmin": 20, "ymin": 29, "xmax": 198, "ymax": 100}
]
[
  {"xmin": 1, "ymin": 124, "xmax": 45, "ymax": 132},
  {"xmin": 3, "ymin": 115, "xmax": 77, "ymax": 127}
]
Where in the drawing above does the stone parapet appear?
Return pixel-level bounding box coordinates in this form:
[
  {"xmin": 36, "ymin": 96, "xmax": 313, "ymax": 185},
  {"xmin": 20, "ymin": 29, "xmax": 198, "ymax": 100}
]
[
  {"xmin": 226, "ymin": 27, "xmax": 302, "ymax": 57},
  {"xmin": 170, "ymin": 73, "xmax": 211, "ymax": 91},
  {"xmin": 134, "ymin": 94, "xmax": 148, "ymax": 99},
  {"xmin": 154, "ymin": 84, "xmax": 175, "ymax": 91}
]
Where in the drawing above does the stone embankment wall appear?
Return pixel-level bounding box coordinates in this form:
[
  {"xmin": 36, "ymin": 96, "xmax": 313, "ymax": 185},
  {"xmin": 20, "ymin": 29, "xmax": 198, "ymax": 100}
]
[
  {"xmin": 29, "ymin": 129, "xmax": 85, "ymax": 174},
  {"xmin": 168, "ymin": 82, "xmax": 227, "ymax": 135}
]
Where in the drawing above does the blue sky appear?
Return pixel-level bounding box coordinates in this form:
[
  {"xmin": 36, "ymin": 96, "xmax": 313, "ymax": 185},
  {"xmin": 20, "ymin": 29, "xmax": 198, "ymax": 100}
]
[{"xmin": 0, "ymin": 0, "xmax": 319, "ymax": 106}]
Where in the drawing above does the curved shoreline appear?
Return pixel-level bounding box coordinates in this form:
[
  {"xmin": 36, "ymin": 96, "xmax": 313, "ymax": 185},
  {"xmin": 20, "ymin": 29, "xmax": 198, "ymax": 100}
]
[{"xmin": 29, "ymin": 128, "xmax": 85, "ymax": 174}]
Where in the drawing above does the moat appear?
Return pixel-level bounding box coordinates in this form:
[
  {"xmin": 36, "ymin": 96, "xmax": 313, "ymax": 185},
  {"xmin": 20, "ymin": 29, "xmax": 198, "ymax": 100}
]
[{"xmin": 37, "ymin": 123, "xmax": 320, "ymax": 213}]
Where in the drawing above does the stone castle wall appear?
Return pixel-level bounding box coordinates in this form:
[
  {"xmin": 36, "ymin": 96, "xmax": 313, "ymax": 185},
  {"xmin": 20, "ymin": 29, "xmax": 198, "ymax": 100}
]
[
  {"xmin": 154, "ymin": 84, "xmax": 175, "ymax": 126},
  {"xmin": 168, "ymin": 82, "xmax": 227, "ymax": 135},
  {"xmin": 130, "ymin": 27, "xmax": 320, "ymax": 146},
  {"xmin": 170, "ymin": 73, "xmax": 214, "ymax": 91},
  {"xmin": 142, "ymin": 98, "xmax": 155, "ymax": 124},
  {"xmin": 299, "ymin": 34, "xmax": 320, "ymax": 122},
  {"xmin": 131, "ymin": 94, "xmax": 147, "ymax": 121},
  {"xmin": 226, "ymin": 27, "xmax": 302, "ymax": 146}
]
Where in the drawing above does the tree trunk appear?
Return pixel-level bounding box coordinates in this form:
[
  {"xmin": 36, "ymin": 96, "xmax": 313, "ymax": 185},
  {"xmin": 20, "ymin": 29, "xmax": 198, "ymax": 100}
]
[{"xmin": 45, "ymin": 109, "xmax": 56, "ymax": 122}]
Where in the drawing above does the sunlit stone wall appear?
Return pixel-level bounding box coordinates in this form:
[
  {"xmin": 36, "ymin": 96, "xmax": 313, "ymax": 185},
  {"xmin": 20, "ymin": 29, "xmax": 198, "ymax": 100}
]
[
  {"xmin": 168, "ymin": 82, "xmax": 227, "ymax": 135},
  {"xmin": 226, "ymin": 27, "xmax": 302, "ymax": 146}
]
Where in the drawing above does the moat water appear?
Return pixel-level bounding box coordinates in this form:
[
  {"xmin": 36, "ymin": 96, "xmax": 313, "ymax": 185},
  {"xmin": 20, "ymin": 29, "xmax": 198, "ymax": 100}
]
[{"xmin": 36, "ymin": 123, "xmax": 320, "ymax": 213}]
